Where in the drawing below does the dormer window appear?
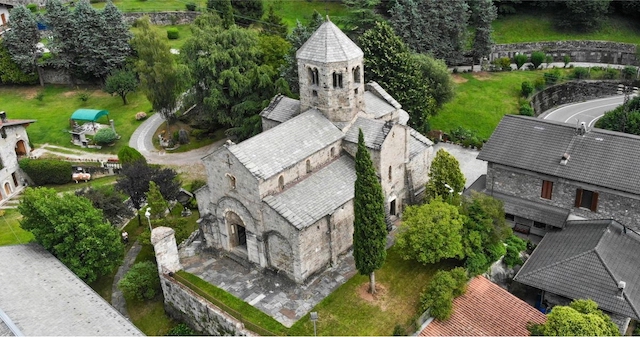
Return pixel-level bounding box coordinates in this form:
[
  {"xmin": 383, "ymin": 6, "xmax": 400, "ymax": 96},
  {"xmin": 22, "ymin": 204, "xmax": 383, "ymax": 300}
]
[{"xmin": 332, "ymin": 72, "xmax": 343, "ymax": 88}]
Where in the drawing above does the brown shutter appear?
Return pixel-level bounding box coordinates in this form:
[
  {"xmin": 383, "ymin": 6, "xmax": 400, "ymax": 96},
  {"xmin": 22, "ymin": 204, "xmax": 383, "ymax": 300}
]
[
  {"xmin": 575, "ymin": 188, "xmax": 583, "ymax": 208},
  {"xmin": 548, "ymin": 181, "xmax": 554, "ymax": 199},
  {"xmin": 591, "ymin": 192, "xmax": 599, "ymax": 212}
]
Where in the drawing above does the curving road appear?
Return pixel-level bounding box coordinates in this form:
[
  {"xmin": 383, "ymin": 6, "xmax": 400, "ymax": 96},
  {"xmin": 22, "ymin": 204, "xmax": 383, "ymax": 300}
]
[{"xmin": 540, "ymin": 95, "xmax": 627, "ymax": 127}]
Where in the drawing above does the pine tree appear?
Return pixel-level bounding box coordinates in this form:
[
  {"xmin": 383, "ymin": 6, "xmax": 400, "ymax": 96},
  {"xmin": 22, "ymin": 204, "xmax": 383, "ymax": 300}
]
[
  {"xmin": 231, "ymin": 0, "xmax": 263, "ymax": 26},
  {"xmin": 262, "ymin": 6, "xmax": 288, "ymax": 38},
  {"xmin": 341, "ymin": 0, "xmax": 382, "ymax": 38},
  {"xmin": 44, "ymin": 0, "xmax": 75, "ymax": 70},
  {"xmin": 2, "ymin": 5, "xmax": 40, "ymax": 74},
  {"xmin": 207, "ymin": 0, "xmax": 234, "ymax": 29},
  {"xmin": 72, "ymin": 0, "xmax": 109, "ymax": 79},
  {"xmin": 101, "ymin": 1, "xmax": 131, "ymax": 74},
  {"xmin": 470, "ymin": 0, "xmax": 497, "ymax": 68},
  {"xmin": 353, "ymin": 129, "xmax": 387, "ymax": 294},
  {"xmin": 146, "ymin": 181, "xmax": 168, "ymax": 219}
]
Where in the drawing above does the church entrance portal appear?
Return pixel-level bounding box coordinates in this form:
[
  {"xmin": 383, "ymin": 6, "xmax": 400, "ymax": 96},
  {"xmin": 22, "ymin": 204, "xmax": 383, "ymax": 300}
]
[{"xmin": 226, "ymin": 211, "xmax": 248, "ymax": 256}]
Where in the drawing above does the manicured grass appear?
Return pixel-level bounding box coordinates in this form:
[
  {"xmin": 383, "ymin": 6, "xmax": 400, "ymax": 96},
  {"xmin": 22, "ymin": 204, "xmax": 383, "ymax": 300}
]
[
  {"xmin": 46, "ymin": 175, "xmax": 119, "ymax": 194},
  {"xmin": 127, "ymin": 295, "xmax": 177, "ymax": 335},
  {"xmin": 89, "ymin": 268, "xmax": 117, "ymax": 303},
  {"xmin": 0, "ymin": 209, "xmax": 32, "ymax": 246},
  {"xmin": 493, "ymin": 12, "xmax": 640, "ymax": 44},
  {"xmin": 92, "ymin": 0, "xmax": 206, "ymax": 12},
  {"xmin": 271, "ymin": 0, "xmax": 349, "ymax": 28},
  {"xmin": 177, "ymin": 246, "xmax": 456, "ymax": 336},
  {"xmin": 130, "ymin": 24, "xmax": 193, "ymax": 50},
  {"xmin": 431, "ymin": 71, "xmax": 553, "ymax": 140},
  {"xmin": 0, "ymin": 85, "xmax": 152, "ymax": 154}
]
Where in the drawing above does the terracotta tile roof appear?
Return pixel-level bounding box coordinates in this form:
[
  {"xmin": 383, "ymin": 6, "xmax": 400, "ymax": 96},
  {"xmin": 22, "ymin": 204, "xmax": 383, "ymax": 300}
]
[{"xmin": 420, "ymin": 276, "xmax": 546, "ymax": 336}]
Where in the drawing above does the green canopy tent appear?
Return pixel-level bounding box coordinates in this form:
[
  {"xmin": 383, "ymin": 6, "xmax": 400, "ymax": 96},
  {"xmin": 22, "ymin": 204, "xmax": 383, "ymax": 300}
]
[{"xmin": 70, "ymin": 109, "xmax": 109, "ymax": 122}]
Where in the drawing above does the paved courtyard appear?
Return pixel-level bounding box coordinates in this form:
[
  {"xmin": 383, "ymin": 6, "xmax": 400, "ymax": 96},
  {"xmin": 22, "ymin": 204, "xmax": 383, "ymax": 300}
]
[{"xmin": 181, "ymin": 250, "xmax": 357, "ymax": 328}]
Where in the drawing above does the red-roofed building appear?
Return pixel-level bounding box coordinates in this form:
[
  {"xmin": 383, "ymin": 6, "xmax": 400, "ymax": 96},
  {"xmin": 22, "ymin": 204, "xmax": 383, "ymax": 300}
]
[{"xmin": 420, "ymin": 276, "xmax": 546, "ymax": 336}]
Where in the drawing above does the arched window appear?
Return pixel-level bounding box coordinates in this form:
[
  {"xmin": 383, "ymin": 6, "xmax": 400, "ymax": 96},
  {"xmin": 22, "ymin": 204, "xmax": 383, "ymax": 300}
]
[
  {"xmin": 306, "ymin": 160, "xmax": 311, "ymax": 173},
  {"xmin": 278, "ymin": 175, "xmax": 284, "ymax": 191},
  {"xmin": 332, "ymin": 72, "xmax": 343, "ymax": 88},
  {"xmin": 353, "ymin": 66, "xmax": 361, "ymax": 83},
  {"xmin": 228, "ymin": 174, "xmax": 236, "ymax": 189},
  {"xmin": 308, "ymin": 68, "xmax": 314, "ymax": 85},
  {"xmin": 309, "ymin": 68, "xmax": 319, "ymax": 85},
  {"xmin": 330, "ymin": 147, "xmax": 335, "ymax": 156},
  {"xmin": 388, "ymin": 166, "xmax": 392, "ymax": 181}
]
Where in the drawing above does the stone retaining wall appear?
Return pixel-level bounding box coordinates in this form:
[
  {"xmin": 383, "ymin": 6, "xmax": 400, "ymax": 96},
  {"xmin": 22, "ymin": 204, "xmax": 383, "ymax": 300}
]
[
  {"xmin": 491, "ymin": 41, "xmax": 639, "ymax": 66},
  {"xmin": 122, "ymin": 11, "xmax": 199, "ymax": 25},
  {"xmin": 160, "ymin": 274, "xmax": 254, "ymax": 336},
  {"xmin": 531, "ymin": 80, "xmax": 621, "ymax": 116}
]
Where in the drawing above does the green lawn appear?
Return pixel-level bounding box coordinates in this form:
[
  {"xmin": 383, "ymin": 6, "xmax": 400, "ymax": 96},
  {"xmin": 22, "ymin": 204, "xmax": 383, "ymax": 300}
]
[
  {"xmin": 0, "ymin": 86, "xmax": 152, "ymax": 154},
  {"xmin": 130, "ymin": 24, "xmax": 193, "ymax": 49},
  {"xmin": 269, "ymin": 0, "xmax": 349, "ymax": 28},
  {"xmin": 0, "ymin": 209, "xmax": 32, "ymax": 246},
  {"xmin": 493, "ymin": 12, "xmax": 640, "ymax": 44},
  {"xmin": 92, "ymin": 0, "xmax": 205, "ymax": 12}
]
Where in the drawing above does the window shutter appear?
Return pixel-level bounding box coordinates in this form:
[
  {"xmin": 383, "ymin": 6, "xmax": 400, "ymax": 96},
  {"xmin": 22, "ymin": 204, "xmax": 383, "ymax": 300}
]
[
  {"xmin": 575, "ymin": 188, "xmax": 583, "ymax": 208},
  {"xmin": 591, "ymin": 192, "xmax": 599, "ymax": 212}
]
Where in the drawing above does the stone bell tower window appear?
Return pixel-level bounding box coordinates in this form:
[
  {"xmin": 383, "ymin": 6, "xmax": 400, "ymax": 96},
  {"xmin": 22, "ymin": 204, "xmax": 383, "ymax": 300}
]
[
  {"xmin": 353, "ymin": 66, "xmax": 361, "ymax": 83},
  {"xmin": 309, "ymin": 68, "xmax": 319, "ymax": 85},
  {"xmin": 332, "ymin": 72, "xmax": 343, "ymax": 88}
]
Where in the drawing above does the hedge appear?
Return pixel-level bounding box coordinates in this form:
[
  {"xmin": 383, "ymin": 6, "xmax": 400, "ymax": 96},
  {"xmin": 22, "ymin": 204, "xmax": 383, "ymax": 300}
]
[{"xmin": 19, "ymin": 158, "xmax": 72, "ymax": 185}]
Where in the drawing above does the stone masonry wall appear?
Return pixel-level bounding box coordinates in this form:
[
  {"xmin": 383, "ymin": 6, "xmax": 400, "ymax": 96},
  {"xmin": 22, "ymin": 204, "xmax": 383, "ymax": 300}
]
[
  {"xmin": 486, "ymin": 163, "xmax": 640, "ymax": 231},
  {"xmin": 160, "ymin": 274, "xmax": 254, "ymax": 336},
  {"xmin": 531, "ymin": 80, "xmax": 621, "ymax": 116},
  {"xmin": 491, "ymin": 41, "xmax": 639, "ymax": 66},
  {"xmin": 122, "ymin": 11, "xmax": 199, "ymax": 25}
]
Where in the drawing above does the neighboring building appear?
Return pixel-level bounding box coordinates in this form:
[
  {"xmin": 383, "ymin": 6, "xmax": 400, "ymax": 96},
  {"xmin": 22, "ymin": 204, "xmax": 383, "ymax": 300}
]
[
  {"xmin": 475, "ymin": 115, "xmax": 640, "ymax": 239},
  {"xmin": 514, "ymin": 219, "xmax": 640, "ymax": 333},
  {"xmin": 0, "ymin": 111, "xmax": 34, "ymax": 204},
  {"xmin": 419, "ymin": 276, "xmax": 547, "ymax": 336},
  {"xmin": 195, "ymin": 19, "xmax": 434, "ymax": 283},
  {"xmin": 0, "ymin": 2, "xmax": 10, "ymax": 28},
  {"xmin": 0, "ymin": 243, "xmax": 143, "ymax": 336}
]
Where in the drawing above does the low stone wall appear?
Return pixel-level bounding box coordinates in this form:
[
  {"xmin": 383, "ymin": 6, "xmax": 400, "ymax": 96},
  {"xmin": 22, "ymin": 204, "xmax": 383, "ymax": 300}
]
[
  {"xmin": 491, "ymin": 41, "xmax": 639, "ymax": 66},
  {"xmin": 160, "ymin": 274, "xmax": 254, "ymax": 336},
  {"xmin": 39, "ymin": 67, "xmax": 94, "ymax": 85},
  {"xmin": 122, "ymin": 11, "xmax": 200, "ymax": 25},
  {"xmin": 531, "ymin": 80, "xmax": 621, "ymax": 116}
]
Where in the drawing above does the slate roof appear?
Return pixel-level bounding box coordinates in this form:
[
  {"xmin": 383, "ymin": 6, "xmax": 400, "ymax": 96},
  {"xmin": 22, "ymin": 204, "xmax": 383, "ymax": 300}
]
[
  {"xmin": 409, "ymin": 128, "xmax": 434, "ymax": 159},
  {"xmin": 478, "ymin": 115, "xmax": 640, "ymax": 195},
  {"xmin": 344, "ymin": 117, "xmax": 392, "ymax": 150},
  {"xmin": 263, "ymin": 156, "xmax": 355, "ymax": 229},
  {"xmin": 364, "ymin": 92, "xmax": 396, "ymax": 119},
  {"xmin": 492, "ymin": 191, "xmax": 569, "ymax": 228},
  {"xmin": 228, "ymin": 109, "xmax": 343, "ymax": 180},
  {"xmin": 420, "ymin": 276, "xmax": 546, "ymax": 336},
  {"xmin": 296, "ymin": 20, "xmax": 363, "ymax": 63},
  {"xmin": 514, "ymin": 219, "xmax": 640, "ymax": 319},
  {"xmin": 259, "ymin": 94, "xmax": 300, "ymax": 123},
  {"xmin": 0, "ymin": 244, "xmax": 143, "ymax": 336},
  {"xmin": 1, "ymin": 119, "xmax": 36, "ymax": 128}
]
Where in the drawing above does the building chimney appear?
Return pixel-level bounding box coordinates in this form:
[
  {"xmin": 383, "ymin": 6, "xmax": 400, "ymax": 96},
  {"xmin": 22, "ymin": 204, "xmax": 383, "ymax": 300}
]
[
  {"xmin": 618, "ymin": 280, "xmax": 626, "ymax": 297},
  {"xmin": 560, "ymin": 153, "xmax": 570, "ymax": 165},
  {"xmin": 580, "ymin": 122, "xmax": 587, "ymax": 135},
  {"xmin": 0, "ymin": 111, "xmax": 7, "ymax": 123}
]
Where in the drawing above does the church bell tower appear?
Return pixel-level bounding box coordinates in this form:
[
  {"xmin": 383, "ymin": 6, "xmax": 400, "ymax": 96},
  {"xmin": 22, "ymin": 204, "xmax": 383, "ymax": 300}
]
[{"xmin": 296, "ymin": 18, "xmax": 365, "ymax": 123}]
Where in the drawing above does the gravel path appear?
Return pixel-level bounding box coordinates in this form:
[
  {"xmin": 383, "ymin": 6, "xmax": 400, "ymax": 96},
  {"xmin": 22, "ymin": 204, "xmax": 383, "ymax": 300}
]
[{"xmin": 111, "ymin": 241, "xmax": 142, "ymax": 318}]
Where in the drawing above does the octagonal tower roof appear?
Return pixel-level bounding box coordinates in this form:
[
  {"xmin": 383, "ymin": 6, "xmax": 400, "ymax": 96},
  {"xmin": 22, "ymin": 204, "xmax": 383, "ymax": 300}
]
[{"xmin": 296, "ymin": 18, "xmax": 363, "ymax": 63}]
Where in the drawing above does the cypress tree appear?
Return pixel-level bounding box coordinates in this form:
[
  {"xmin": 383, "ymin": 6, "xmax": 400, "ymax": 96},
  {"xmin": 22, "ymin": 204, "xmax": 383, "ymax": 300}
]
[{"xmin": 353, "ymin": 129, "xmax": 387, "ymax": 294}]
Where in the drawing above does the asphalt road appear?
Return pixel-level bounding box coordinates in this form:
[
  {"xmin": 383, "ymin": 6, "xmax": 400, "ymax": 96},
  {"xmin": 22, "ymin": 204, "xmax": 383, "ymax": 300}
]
[{"xmin": 540, "ymin": 95, "xmax": 627, "ymax": 127}]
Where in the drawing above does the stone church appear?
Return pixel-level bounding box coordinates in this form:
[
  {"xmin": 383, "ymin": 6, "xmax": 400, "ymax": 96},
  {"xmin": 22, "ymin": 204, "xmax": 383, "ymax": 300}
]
[{"xmin": 195, "ymin": 19, "xmax": 434, "ymax": 283}]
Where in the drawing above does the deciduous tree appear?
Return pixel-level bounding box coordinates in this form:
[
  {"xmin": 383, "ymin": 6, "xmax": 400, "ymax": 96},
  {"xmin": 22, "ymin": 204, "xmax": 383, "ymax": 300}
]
[
  {"xmin": 105, "ymin": 69, "xmax": 138, "ymax": 105},
  {"xmin": 396, "ymin": 197, "xmax": 465, "ymax": 264},
  {"xmin": 353, "ymin": 130, "xmax": 387, "ymax": 294},
  {"xmin": 132, "ymin": 17, "xmax": 188, "ymax": 125},
  {"xmin": 595, "ymin": 96, "xmax": 640, "ymax": 135},
  {"xmin": 118, "ymin": 261, "xmax": 160, "ymax": 301},
  {"xmin": 76, "ymin": 186, "xmax": 134, "ymax": 225},
  {"xmin": 19, "ymin": 187, "xmax": 124, "ymax": 283},
  {"xmin": 420, "ymin": 268, "xmax": 469, "ymax": 320},
  {"xmin": 117, "ymin": 145, "xmax": 147, "ymax": 165},
  {"xmin": 527, "ymin": 299, "xmax": 619, "ymax": 336},
  {"xmin": 424, "ymin": 149, "xmax": 465, "ymax": 204}
]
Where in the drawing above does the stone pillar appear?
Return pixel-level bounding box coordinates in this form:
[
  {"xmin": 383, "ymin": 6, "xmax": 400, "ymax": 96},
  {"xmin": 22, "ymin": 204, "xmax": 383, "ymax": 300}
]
[
  {"xmin": 109, "ymin": 119, "xmax": 116, "ymax": 133},
  {"xmin": 151, "ymin": 227, "xmax": 183, "ymax": 275}
]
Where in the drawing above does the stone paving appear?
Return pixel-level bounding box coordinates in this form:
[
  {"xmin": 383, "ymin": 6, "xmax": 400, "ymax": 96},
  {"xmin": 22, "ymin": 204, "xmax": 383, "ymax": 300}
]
[{"xmin": 181, "ymin": 250, "xmax": 357, "ymax": 328}]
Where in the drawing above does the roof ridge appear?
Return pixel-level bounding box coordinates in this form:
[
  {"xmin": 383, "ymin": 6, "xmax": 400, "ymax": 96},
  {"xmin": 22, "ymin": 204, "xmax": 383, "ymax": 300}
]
[{"xmin": 517, "ymin": 247, "xmax": 597, "ymax": 279}]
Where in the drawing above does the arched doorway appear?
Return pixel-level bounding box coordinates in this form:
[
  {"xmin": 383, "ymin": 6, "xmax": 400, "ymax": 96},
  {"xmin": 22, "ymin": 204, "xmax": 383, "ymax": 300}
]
[
  {"xmin": 4, "ymin": 182, "xmax": 11, "ymax": 196},
  {"xmin": 225, "ymin": 211, "xmax": 247, "ymax": 250},
  {"xmin": 15, "ymin": 140, "xmax": 27, "ymax": 156}
]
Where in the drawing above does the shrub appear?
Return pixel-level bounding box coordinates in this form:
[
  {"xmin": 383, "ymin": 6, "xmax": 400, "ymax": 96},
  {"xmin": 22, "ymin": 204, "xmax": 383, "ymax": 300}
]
[
  {"xmin": 521, "ymin": 81, "xmax": 534, "ymax": 97},
  {"xmin": 78, "ymin": 92, "xmax": 89, "ymax": 102},
  {"xmin": 169, "ymin": 323, "xmax": 196, "ymax": 336},
  {"xmin": 420, "ymin": 267, "xmax": 469, "ymax": 320},
  {"xmin": 118, "ymin": 261, "xmax": 160, "ymax": 301},
  {"xmin": 94, "ymin": 128, "xmax": 117, "ymax": 145},
  {"xmin": 543, "ymin": 70, "xmax": 561, "ymax": 85},
  {"xmin": 563, "ymin": 55, "xmax": 571, "ymax": 68},
  {"xmin": 503, "ymin": 245, "xmax": 523, "ymax": 267},
  {"xmin": 519, "ymin": 103, "xmax": 534, "ymax": 116},
  {"xmin": 514, "ymin": 54, "xmax": 528, "ymax": 70},
  {"xmin": 0, "ymin": 44, "xmax": 38, "ymax": 85},
  {"xmin": 534, "ymin": 77, "xmax": 545, "ymax": 91},
  {"xmin": 486, "ymin": 242, "xmax": 507, "ymax": 262},
  {"xmin": 185, "ymin": 2, "xmax": 196, "ymax": 11},
  {"xmin": 493, "ymin": 57, "xmax": 511, "ymax": 71},
  {"xmin": 19, "ymin": 158, "xmax": 72, "ymax": 185},
  {"xmin": 602, "ymin": 68, "xmax": 619, "ymax": 80},
  {"xmin": 167, "ymin": 28, "xmax": 179, "ymax": 40},
  {"xmin": 26, "ymin": 3, "xmax": 37, "ymax": 12},
  {"xmin": 190, "ymin": 129, "xmax": 207, "ymax": 140},
  {"xmin": 505, "ymin": 235, "xmax": 527, "ymax": 251},
  {"xmin": 572, "ymin": 67, "xmax": 590, "ymax": 79},
  {"xmin": 530, "ymin": 51, "xmax": 546, "ymax": 69},
  {"xmin": 188, "ymin": 179, "xmax": 206, "ymax": 192},
  {"xmin": 545, "ymin": 55, "xmax": 554, "ymax": 67},
  {"xmin": 449, "ymin": 126, "xmax": 475, "ymax": 143},
  {"xmin": 135, "ymin": 111, "xmax": 147, "ymax": 120},
  {"xmin": 35, "ymin": 91, "xmax": 45, "ymax": 101},
  {"xmin": 623, "ymin": 66, "xmax": 637, "ymax": 80},
  {"xmin": 465, "ymin": 252, "xmax": 489, "ymax": 276}
]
